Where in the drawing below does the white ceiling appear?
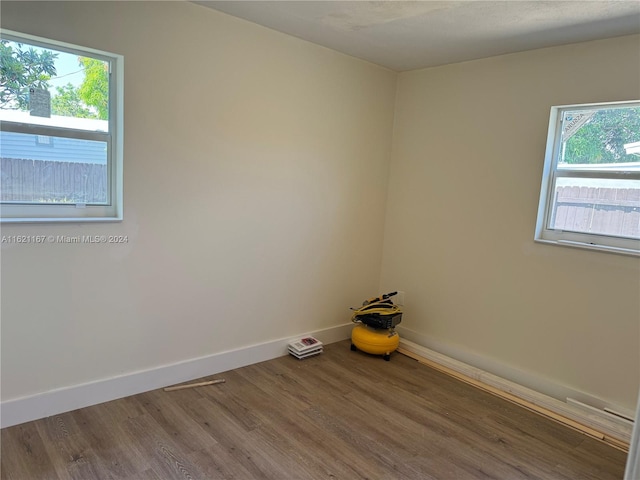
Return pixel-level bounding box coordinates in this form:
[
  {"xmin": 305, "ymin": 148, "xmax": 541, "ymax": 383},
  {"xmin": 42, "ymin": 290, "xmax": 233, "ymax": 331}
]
[{"xmin": 194, "ymin": 1, "xmax": 640, "ymax": 71}]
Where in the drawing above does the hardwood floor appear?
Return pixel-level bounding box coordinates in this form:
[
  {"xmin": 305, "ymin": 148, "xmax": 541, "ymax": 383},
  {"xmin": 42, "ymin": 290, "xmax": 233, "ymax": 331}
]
[{"xmin": 1, "ymin": 340, "xmax": 628, "ymax": 479}]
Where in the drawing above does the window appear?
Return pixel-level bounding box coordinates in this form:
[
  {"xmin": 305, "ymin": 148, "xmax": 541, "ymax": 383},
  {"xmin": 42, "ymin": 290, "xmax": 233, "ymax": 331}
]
[
  {"xmin": 535, "ymin": 101, "xmax": 640, "ymax": 256},
  {"xmin": 0, "ymin": 30, "xmax": 123, "ymax": 222}
]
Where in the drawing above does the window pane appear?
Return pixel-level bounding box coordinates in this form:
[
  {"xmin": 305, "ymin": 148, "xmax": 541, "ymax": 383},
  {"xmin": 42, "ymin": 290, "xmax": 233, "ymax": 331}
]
[
  {"xmin": 559, "ymin": 107, "xmax": 640, "ymax": 168},
  {"xmin": 0, "ymin": 38, "xmax": 109, "ymax": 131},
  {"xmin": 550, "ymin": 177, "xmax": 640, "ymax": 240},
  {"xmin": 0, "ymin": 131, "xmax": 108, "ymax": 204}
]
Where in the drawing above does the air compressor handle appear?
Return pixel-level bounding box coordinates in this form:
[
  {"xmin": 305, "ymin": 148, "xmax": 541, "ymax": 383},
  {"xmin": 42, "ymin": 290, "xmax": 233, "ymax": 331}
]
[{"xmin": 363, "ymin": 291, "xmax": 398, "ymax": 306}]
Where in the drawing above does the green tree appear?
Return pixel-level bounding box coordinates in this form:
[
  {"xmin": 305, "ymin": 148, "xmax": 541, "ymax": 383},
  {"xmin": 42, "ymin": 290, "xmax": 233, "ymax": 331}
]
[
  {"xmin": 564, "ymin": 107, "xmax": 640, "ymax": 164},
  {"xmin": 77, "ymin": 57, "xmax": 108, "ymax": 120},
  {"xmin": 0, "ymin": 40, "xmax": 57, "ymax": 109},
  {"xmin": 51, "ymin": 83, "xmax": 97, "ymax": 119}
]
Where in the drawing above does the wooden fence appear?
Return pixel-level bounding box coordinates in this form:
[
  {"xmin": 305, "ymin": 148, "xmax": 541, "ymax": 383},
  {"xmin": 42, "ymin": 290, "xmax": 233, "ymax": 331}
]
[
  {"xmin": 554, "ymin": 186, "xmax": 640, "ymax": 238},
  {"xmin": 1, "ymin": 157, "xmax": 107, "ymax": 204}
]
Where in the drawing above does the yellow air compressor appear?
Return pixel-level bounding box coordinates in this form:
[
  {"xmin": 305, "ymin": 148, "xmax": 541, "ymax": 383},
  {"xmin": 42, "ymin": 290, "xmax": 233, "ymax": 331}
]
[{"xmin": 350, "ymin": 292, "xmax": 402, "ymax": 361}]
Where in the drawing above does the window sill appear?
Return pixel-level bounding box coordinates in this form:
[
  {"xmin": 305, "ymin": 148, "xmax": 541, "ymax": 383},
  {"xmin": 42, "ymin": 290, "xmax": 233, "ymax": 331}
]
[
  {"xmin": 1, "ymin": 217, "xmax": 122, "ymax": 224},
  {"xmin": 534, "ymin": 238, "xmax": 640, "ymax": 257}
]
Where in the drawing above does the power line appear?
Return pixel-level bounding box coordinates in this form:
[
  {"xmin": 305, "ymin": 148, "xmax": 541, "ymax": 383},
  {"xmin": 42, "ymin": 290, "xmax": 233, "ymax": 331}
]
[{"xmin": 50, "ymin": 68, "xmax": 85, "ymax": 81}]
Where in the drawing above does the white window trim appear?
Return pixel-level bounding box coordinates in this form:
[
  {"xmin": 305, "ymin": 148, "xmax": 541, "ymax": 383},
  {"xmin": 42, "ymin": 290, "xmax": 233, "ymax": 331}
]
[
  {"xmin": 535, "ymin": 100, "xmax": 640, "ymax": 257},
  {"xmin": 0, "ymin": 29, "xmax": 123, "ymax": 223}
]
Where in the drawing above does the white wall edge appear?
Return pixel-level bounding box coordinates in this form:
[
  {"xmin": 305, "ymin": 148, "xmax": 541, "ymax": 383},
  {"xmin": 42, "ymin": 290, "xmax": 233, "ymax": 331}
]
[
  {"xmin": 1, "ymin": 323, "xmax": 353, "ymax": 429},
  {"xmin": 398, "ymin": 331, "xmax": 632, "ymax": 445}
]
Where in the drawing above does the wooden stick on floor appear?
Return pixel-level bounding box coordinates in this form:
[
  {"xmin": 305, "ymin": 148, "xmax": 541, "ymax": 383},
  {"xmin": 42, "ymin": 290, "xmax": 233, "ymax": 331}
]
[
  {"xmin": 163, "ymin": 379, "xmax": 225, "ymax": 392},
  {"xmin": 396, "ymin": 347, "xmax": 629, "ymax": 452}
]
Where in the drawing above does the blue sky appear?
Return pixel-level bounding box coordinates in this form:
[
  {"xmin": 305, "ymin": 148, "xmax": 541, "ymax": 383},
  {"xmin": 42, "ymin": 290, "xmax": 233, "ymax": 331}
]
[{"xmin": 49, "ymin": 49, "xmax": 85, "ymax": 90}]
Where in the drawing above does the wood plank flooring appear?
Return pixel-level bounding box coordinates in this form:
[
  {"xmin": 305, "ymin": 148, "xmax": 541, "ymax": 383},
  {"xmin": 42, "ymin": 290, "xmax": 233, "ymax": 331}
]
[{"xmin": 1, "ymin": 340, "xmax": 628, "ymax": 479}]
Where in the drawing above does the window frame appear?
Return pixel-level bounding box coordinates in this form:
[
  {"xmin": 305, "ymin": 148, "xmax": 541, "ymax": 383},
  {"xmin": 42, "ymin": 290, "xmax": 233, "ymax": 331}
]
[
  {"xmin": 0, "ymin": 29, "xmax": 123, "ymax": 223},
  {"xmin": 535, "ymin": 100, "xmax": 640, "ymax": 256}
]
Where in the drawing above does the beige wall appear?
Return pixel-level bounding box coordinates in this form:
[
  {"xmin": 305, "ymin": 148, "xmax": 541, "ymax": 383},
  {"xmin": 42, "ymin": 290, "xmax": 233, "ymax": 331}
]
[
  {"xmin": 0, "ymin": 2, "xmax": 397, "ymax": 401},
  {"xmin": 382, "ymin": 35, "xmax": 640, "ymax": 411}
]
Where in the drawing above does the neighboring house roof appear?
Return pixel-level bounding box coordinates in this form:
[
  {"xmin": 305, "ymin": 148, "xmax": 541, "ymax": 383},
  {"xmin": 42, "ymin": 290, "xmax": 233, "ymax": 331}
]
[
  {"xmin": 624, "ymin": 141, "xmax": 640, "ymax": 156},
  {"xmin": 0, "ymin": 109, "xmax": 108, "ymax": 131}
]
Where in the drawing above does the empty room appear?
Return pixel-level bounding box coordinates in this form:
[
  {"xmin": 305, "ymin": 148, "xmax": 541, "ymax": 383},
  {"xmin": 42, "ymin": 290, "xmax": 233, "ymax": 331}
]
[{"xmin": 1, "ymin": 1, "xmax": 639, "ymax": 479}]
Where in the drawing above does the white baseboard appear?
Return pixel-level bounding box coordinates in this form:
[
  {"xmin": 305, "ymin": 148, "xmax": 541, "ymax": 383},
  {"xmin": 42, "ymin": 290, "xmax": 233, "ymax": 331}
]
[
  {"xmin": 1, "ymin": 323, "xmax": 353, "ymax": 429},
  {"xmin": 398, "ymin": 333, "xmax": 632, "ymax": 446}
]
